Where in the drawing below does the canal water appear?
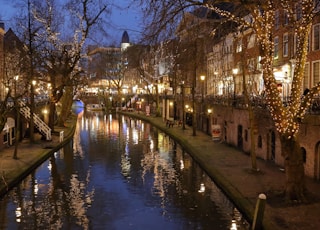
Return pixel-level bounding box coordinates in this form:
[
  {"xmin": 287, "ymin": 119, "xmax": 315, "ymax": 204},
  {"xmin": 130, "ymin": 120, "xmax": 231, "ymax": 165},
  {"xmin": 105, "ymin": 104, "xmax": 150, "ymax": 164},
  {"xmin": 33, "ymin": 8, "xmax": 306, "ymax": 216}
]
[{"xmin": 0, "ymin": 110, "xmax": 250, "ymax": 230}]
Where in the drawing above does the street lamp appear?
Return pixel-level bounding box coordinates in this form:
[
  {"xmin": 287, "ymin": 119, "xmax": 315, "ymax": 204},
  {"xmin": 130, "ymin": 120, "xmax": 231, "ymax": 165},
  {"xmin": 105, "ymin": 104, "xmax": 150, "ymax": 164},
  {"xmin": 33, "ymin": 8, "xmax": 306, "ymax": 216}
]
[
  {"xmin": 200, "ymin": 75, "xmax": 205, "ymax": 131},
  {"xmin": 14, "ymin": 75, "xmax": 19, "ymax": 97},
  {"xmin": 232, "ymin": 68, "xmax": 238, "ymax": 106},
  {"xmin": 13, "ymin": 75, "xmax": 20, "ymax": 159},
  {"xmin": 200, "ymin": 75, "xmax": 205, "ymax": 102},
  {"xmin": 207, "ymin": 108, "xmax": 212, "ymax": 135}
]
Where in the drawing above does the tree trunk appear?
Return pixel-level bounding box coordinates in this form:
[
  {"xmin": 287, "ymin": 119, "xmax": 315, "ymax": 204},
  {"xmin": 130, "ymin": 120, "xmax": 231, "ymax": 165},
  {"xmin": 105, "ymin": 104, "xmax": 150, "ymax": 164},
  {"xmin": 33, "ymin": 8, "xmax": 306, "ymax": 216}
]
[
  {"xmin": 48, "ymin": 101, "xmax": 56, "ymax": 132},
  {"xmin": 13, "ymin": 107, "xmax": 20, "ymax": 159},
  {"xmin": 280, "ymin": 136, "xmax": 306, "ymax": 202},
  {"xmin": 57, "ymin": 86, "xmax": 73, "ymax": 127}
]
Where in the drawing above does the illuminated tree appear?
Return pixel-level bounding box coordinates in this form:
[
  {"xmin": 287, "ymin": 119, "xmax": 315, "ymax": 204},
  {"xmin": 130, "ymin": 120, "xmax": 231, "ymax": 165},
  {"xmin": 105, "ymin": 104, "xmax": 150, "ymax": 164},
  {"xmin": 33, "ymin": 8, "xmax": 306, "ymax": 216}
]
[
  {"xmin": 30, "ymin": 0, "xmax": 107, "ymax": 128},
  {"xmin": 139, "ymin": 0, "xmax": 320, "ymax": 201}
]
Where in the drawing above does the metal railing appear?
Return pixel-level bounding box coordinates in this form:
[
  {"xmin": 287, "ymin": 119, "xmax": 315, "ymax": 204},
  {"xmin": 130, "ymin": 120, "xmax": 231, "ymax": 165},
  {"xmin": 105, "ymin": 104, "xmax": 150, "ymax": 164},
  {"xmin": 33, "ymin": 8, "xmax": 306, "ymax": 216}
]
[{"xmin": 18, "ymin": 100, "xmax": 52, "ymax": 140}]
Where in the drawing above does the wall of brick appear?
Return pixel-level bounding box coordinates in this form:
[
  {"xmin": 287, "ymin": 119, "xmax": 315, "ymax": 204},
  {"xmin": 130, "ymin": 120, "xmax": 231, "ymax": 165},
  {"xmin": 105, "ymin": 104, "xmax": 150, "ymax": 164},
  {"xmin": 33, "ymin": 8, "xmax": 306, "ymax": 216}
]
[{"xmin": 212, "ymin": 105, "xmax": 320, "ymax": 178}]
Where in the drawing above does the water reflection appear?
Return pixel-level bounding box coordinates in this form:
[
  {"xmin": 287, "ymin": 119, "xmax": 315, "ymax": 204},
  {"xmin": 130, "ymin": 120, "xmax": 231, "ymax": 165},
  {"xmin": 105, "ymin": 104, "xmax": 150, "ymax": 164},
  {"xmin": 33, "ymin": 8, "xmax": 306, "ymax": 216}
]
[
  {"xmin": 0, "ymin": 112, "xmax": 249, "ymax": 229},
  {"xmin": 0, "ymin": 147, "xmax": 95, "ymax": 229}
]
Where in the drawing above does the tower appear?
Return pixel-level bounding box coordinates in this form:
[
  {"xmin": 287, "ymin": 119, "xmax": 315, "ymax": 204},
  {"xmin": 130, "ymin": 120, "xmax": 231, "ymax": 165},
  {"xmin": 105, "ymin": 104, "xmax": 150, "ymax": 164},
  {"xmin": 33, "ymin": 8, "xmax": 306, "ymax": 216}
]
[{"xmin": 121, "ymin": 31, "xmax": 130, "ymax": 51}]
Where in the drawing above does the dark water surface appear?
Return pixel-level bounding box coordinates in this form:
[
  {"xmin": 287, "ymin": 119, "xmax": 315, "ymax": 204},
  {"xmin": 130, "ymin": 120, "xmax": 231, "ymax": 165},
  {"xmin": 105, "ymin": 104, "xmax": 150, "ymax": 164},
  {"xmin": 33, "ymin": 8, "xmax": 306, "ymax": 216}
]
[{"xmin": 0, "ymin": 111, "xmax": 249, "ymax": 230}]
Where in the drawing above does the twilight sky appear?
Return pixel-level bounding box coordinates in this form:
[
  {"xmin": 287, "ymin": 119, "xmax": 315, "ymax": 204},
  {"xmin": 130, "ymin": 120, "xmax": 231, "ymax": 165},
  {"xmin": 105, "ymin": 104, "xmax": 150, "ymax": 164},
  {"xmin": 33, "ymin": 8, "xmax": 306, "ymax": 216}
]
[{"xmin": 0, "ymin": 0, "xmax": 143, "ymax": 45}]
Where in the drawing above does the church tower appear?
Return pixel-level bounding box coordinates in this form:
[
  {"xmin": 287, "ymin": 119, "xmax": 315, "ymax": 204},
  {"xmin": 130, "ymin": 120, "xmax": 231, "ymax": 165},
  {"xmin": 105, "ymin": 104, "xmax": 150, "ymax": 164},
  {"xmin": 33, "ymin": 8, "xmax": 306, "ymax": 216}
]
[{"xmin": 121, "ymin": 31, "xmax": 130, "ymax": 51}]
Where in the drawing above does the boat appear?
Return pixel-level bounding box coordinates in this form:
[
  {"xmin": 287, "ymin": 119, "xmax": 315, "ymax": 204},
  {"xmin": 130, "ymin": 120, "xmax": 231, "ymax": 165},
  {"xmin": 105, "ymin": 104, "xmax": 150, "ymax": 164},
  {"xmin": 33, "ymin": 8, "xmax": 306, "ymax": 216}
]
[{"xmin": 86, "ymin": 104, "xmax": 104, "ymax": 111}]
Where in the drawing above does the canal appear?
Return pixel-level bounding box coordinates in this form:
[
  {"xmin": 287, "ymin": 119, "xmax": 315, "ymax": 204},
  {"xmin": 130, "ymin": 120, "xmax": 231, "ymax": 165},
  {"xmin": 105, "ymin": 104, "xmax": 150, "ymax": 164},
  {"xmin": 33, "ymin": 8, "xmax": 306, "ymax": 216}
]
[{"xmin": 0, "ymin": 111, "xmax": 249, "ymax": 230}]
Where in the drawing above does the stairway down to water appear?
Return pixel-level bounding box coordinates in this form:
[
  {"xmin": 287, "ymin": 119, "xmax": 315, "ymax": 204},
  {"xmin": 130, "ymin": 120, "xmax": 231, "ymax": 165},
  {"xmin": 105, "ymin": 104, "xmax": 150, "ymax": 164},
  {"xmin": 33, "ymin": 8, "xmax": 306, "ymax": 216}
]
[{"xmin": 18, "ymin": 100, "xmax": 52, "ymax": 141}]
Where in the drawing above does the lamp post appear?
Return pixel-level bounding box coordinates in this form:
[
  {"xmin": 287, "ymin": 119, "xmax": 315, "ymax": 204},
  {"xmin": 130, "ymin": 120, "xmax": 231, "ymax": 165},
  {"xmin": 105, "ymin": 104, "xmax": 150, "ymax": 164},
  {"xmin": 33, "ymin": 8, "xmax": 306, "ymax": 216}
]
[
  {"xmin": 207, "ymin": 108, "xmax": 212, "ymax": 136},
  {"xmin": 232, "ymin": 68, "xmax": 238, "ymax": 106},
  {"xmin": 200, "ymin": 75, "xmax": 205, "ymax": 131},
  {"xmin": 180, "ymin": 81, "xmax": 185, "ymax": 130},
  {"xmin": 13, "ymin": 75, "xmax": 20, "ymax": 159},
  {"xmin": 200, "ymin": 75, "xmax": 205, "ymax": 103}
]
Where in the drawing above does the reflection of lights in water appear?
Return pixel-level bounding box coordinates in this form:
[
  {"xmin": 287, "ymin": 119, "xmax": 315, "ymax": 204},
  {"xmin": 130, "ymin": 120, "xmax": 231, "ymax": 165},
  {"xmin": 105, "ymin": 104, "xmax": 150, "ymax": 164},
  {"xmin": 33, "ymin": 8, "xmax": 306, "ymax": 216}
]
[
  {"xmin": 141, "ymin": 132, "xmax": 177, "ymax": 200},
  {"xmin": 48, "ymin": 161, "xmax": 52, "ymax": 171},
  {"xmin": 68, "ymin": 173, "xmax": 94, "ymax": 229},
  {"xmin": 94, "ymin": 114, "xmax": 99, "ymax": 127},
  {"xmin": 121, "ymin": 153, "xmax": 131, "ymax": 178},
  {"xmin": 198, "ymin": 183, "xmax": 205, "ymax": 193},
  {"xmin": 15, "ymin": 207, "xmax": 21, "ymax": 223},
  {"xmin": 84, "ymin": 117, "xmax": 88, "ymax": 131},
  {"xmin": 180, "ymin": 160, "xmax": 184, "ymax": 170},
  {"xmin": 132, "ymin": 129, "xmax": 139, "ymax": 144},
  {"xmin": 230, "ymin": 219, "xmax": 238, "ymax": 230},
  {"xmin": 34, "ymin": 180, "xmax": 39, "ymax": 195}
]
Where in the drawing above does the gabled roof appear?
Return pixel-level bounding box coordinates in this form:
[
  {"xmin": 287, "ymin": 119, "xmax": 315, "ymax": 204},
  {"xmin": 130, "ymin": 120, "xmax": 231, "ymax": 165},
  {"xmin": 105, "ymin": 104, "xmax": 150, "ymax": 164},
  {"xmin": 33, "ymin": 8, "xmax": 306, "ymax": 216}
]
[{"xmin": 4, "ymin": 28, "xmax": 25, "ymax": 52}]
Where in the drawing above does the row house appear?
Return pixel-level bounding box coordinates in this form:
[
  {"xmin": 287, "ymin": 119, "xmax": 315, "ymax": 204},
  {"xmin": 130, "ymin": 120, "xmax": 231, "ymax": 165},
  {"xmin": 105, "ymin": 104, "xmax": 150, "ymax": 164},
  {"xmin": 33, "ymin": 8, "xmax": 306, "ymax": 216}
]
[
  {"xmin": 207, "ymin": 4, "xmax": 320, "ymax": 100},
  {"xmin": 205, "ymin": 4, "xmax": 320, "ymax": 178}
]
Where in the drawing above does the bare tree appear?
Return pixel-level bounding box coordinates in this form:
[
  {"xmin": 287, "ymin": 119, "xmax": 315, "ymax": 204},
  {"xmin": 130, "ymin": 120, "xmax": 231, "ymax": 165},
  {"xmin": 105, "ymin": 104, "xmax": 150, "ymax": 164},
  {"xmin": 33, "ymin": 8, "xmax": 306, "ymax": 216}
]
[
  {"xmin": 139, "ymin": 0, "xmax": 320, "ymax": 201},
  {"xmin": 29, "ymin": 0, "xmax": 108, "ymax": 128},
  {"xmin": 125, "ymin": 44, "xmax": 153, "ymax": 102}
]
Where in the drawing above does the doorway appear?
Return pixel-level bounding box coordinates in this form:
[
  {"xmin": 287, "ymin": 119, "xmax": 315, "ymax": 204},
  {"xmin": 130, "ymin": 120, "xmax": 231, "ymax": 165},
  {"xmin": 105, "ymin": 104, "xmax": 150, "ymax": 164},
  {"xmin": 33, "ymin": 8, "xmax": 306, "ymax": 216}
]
[{"xmin": 237, "ymin": 125, "xmax": 243, "ymax": 150}]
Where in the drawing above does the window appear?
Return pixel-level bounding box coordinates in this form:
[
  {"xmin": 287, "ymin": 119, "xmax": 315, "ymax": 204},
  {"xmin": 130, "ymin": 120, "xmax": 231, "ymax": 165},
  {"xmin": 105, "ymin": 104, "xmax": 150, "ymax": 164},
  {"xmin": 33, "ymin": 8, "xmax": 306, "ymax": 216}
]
[
  {"xmin": 274, "ymin": 37, "xmax": 279, "ymax": 59},
  {"xmin": 275, "ymin": 10, "xmax": 280, "ymax": 29},
  {"xmin": 247, "ymin": 34, "xmax": 255, "ymax": 49},
  {"xmin": 296, "ymin": 3, "xmax": 302, "ymax": 20},
  {"xmin": 236, "ymin": 39, "xmax": 242, "ymax": 53},
  {"xmin": 247, "ymin": 58, "xmax": 256, "ymax": 71},
  {"xmin": 313, "ymin": 24, "xmax": 320, "ymax": 51},
  {"xmin": 283, "ymin": 10, "xmax": 289, "ymax": 25},
  {"xmin": 313, "ymin": 61, "xmax": 320, "ymax": 86},
  {"xmin": 257, "ymin": 56, "xmax": 262, "ymax": 70},
  {"xmin": 283, "ymin": 33, "xmax": 289, "ymax": 57},
  {"xmin": 315, "ymin": 0, "xmax": 320, "ymax": 12}
]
